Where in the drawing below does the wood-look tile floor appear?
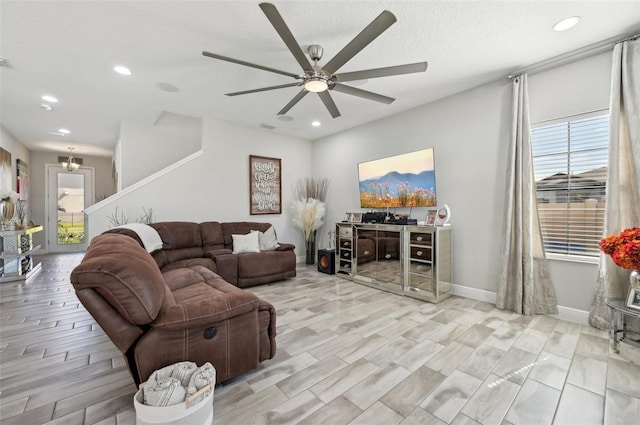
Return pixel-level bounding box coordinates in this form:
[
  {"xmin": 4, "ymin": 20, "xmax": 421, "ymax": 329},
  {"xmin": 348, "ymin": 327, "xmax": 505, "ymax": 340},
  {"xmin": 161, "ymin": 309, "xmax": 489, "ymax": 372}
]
[{"xmin": 1, "ymin": 253, "xmax": 640, "ymax": 424}]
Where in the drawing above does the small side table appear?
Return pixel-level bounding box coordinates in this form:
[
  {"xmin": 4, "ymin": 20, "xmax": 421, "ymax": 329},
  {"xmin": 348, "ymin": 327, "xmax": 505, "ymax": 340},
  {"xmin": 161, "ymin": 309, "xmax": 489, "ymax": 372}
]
[{"xmin": 605, "ymin": 297, "xmax": 640, "ymax": 353}]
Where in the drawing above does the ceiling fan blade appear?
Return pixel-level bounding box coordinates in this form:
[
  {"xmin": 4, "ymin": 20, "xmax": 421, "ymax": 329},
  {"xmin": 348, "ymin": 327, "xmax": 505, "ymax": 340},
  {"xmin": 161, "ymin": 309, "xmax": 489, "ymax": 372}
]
[
  {"xmin": 317, "ymin": 91, "xmax": 341, "ymax": 118},
  {"xmin": 332, "ymin": 84, "xmax": 395, "ymax": 104},
  {"xmin": 322, "ymin": 10, "xmax": 397, "ymax": 75},
  {"xmin": 202, "ymin": 51, "xmax": 298, "ymax": 78},
  {"xmin": 259, "ymin": 3, "xmax": 313, "ymax": 72},
  {"xmin": 278, "ymin": 89, "xmax": 309, "ymax": 115},
  {"xmin": 334, "ymin": 62, "xmax": 428, "ymax": 82},
  {"xmin": 226, "ymin": 82, "xmax": 302, "ymax": 96}
]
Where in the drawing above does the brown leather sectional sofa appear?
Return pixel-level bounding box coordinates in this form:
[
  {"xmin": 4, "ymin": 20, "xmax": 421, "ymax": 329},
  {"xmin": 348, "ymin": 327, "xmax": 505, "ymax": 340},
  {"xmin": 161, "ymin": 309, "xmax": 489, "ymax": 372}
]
[{"xmin": 70, "ymin": 221, "xmax": 296, "ymax": 385}]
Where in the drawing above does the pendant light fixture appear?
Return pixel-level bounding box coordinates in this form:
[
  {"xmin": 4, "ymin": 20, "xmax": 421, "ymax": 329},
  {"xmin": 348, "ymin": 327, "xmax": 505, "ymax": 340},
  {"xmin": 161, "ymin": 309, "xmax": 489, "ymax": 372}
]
[{"xmin": 61, "ymin": 147, "xmax": 80, "ymax": 172}]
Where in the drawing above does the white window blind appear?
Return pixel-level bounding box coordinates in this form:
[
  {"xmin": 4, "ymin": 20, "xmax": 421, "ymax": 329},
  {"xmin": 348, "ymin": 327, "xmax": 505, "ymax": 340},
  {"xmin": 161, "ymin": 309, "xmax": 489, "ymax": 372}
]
[{"xmin": 531, "ymin": 113, "xmax": 609, "ymax": 258}]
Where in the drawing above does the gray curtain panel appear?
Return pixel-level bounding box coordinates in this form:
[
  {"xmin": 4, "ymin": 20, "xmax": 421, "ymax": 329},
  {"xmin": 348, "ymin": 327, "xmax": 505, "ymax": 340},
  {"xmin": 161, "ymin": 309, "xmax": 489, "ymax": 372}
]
[
  {"xmin": 496, "ymin": 74, "xmax": 558, "ymax": 315},
  {"xmin": 589, "ymin": 37, "xmax": 640, "ymax": 330}
]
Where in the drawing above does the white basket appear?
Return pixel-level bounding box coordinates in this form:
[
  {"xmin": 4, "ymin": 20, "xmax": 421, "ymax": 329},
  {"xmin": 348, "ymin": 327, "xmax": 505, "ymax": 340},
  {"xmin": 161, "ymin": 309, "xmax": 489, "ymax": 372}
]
[{"xmin": 134, "ymin": 383, "xmax": 214, "ymax": 425}]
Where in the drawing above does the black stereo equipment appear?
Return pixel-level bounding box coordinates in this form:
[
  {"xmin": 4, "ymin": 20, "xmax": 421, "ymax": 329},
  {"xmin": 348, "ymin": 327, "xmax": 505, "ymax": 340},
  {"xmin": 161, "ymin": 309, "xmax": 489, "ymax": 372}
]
[
  {"xmin": 387, "ymin": 217, "xmax": 418, "ymax": 225},
  {"xmin": 317, "ymin": 249, "xmax": 336, "ymax": 274},
  {"xmin": 363, "ymin": 212, "xmax": 387, "ymax": 223},
  {"xmin": 363, "ymin": 212, "xmax": 417, "ymax": 225}
]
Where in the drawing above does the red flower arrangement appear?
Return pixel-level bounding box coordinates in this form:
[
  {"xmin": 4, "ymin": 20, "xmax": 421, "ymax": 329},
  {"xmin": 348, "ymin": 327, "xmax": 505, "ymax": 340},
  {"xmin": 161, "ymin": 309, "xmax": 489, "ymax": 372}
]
[{"xmin": 600, "ymin": 227, "xmax": 640, "ymax": 270}]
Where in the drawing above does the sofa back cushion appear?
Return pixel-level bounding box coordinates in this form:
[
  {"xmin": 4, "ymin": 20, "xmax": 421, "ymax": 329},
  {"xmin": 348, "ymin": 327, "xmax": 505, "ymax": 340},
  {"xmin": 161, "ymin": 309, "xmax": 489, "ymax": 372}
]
[
  {"xmin": 150, "ymin": 222, "xmax": 204, "ymax": 267},
  {"xmin": 70, "ymin": 233, "xmax": 165, "ymax": 325},
  {"xmin": 200, "ymin": 221, "xmax": 226, "ymax": 250},
  {"xmin": 151, "ymin": 222, "xmax": 203, "ymax": 249},
  {"xmin": 222, "ymin": 222, "xmax": 272, "ymax": 250}
]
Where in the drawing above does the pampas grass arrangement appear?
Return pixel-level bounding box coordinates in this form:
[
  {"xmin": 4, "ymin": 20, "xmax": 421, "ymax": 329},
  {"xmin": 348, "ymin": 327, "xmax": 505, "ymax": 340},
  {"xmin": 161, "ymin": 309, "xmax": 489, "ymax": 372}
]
[
  {"xmin": 291, "ymin": 198, "xmax": 326, "ymax": 241},
  {"xmin": 291, "ymin": 178, "xmax": 330, "ymax": 264},
  {"xmin": 294, "ymin": 177, "xmax": 329, "ymax": 202}
]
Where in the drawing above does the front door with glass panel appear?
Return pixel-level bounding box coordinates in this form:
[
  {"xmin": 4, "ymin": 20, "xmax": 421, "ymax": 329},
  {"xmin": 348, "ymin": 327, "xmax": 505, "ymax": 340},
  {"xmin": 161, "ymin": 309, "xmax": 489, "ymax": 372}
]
[{"xmin": 47, "ymin": 166, "xmax": 93, "ymax": 253}]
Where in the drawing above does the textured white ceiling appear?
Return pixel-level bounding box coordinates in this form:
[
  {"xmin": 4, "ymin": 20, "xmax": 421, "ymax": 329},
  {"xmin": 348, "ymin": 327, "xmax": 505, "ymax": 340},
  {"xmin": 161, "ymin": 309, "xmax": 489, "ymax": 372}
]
[{"xmin": 1, "ymin": 1, "xmax": 639, "ymax": 157}]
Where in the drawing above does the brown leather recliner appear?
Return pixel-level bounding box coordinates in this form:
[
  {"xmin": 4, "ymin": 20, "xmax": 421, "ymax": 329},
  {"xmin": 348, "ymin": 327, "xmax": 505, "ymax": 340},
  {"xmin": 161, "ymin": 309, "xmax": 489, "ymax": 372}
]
[{"xmin": 70, "ymin": 233, "xmax": 276, "ymax": 386}]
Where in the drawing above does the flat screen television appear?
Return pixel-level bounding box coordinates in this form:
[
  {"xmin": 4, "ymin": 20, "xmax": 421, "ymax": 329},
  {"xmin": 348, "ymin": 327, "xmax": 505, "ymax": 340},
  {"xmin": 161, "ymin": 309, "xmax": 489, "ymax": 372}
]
[{"xmin": 358, "ymin": 148, "xmax": 436, "ymax": 208}]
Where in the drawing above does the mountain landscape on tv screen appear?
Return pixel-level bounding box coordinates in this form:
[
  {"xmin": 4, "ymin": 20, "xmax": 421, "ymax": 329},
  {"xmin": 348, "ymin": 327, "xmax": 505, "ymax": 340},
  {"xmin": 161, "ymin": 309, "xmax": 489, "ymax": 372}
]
[{"xmin": 359, "ymin": 170, "xmax": 437, "ymax": 207}]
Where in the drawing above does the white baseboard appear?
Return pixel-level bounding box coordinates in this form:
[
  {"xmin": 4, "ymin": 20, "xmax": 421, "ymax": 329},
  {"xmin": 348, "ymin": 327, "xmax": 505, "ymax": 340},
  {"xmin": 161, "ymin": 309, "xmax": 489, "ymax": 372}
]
[
  {"xmin": 549, "ymin": 305, "xmax": 590, "ymax": 325},
  {"xmin": 452, "ymin": 284, "xmax": 590, "ymax": 325},
  {"xmin": 452, "ymin": 284, "xmax": 497, "ymax": 304}
]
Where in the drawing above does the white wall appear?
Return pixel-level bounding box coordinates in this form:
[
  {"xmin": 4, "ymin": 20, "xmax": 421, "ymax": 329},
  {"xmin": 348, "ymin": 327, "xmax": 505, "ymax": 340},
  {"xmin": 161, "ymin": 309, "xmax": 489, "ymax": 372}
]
[
  {"xmin": 0, "ymin": 126, "xmax": 30, "ymax": 193},
  {"xmin": 313, "ymin": 80, "xmax": 511, "ymax": 295},
  {"xmin": 312, "ymin": 50, "xmax": 613, "ymax": 313},
  {"xmin": 119, "ymin": 112, "xmax": 202, "ymax": 189},
  {"xmin": 88, "ymin": 118, "xmax": 313, "ymax": 259}
]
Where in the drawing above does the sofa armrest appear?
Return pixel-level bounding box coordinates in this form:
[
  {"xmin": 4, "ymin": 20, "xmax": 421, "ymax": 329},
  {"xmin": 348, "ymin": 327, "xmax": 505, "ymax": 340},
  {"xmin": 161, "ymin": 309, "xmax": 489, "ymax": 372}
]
[
  {"xmin": 76, "ymin": 288, "xmax": 144, "ymax": 353},
  {"xmin": 275, "ymin": 243, "xmax": 295, "ymax": 251},
  {"xmin": 259, "ymin": 301, "xmax": 277, "ymax": 360},
  {"xmin": 209, "ymin": 252, "xmax": 238, "ymax": 285}
]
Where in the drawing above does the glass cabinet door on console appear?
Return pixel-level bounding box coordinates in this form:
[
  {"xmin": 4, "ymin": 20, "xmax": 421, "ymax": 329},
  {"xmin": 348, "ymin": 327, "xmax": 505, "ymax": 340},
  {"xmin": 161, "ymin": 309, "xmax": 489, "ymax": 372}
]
[
  {"xmin": 404, "ymin": 226, "xmax": 452, "ymax": 303},
  {"xmin": 354, "ymin": 224, "xmax": 403, "ymax": 296},
  {"xmin": 354, "ymin": 226, "xmax": 377, "ymax": 281}
]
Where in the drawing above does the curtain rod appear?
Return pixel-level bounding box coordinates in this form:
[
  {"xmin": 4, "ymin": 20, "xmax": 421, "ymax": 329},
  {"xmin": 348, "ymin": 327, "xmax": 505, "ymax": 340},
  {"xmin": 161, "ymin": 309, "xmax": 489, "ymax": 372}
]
[{"xmin": 507, "ymin": 31, "xmax": 640, "ymax": 79}]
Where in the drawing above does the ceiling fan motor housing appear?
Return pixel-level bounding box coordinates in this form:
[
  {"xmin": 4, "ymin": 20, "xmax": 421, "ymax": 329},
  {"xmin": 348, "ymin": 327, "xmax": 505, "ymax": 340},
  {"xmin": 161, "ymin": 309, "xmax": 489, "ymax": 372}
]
[{"xmin": 308, "ymin": 45, "xmax": 323, "ymax": 62}]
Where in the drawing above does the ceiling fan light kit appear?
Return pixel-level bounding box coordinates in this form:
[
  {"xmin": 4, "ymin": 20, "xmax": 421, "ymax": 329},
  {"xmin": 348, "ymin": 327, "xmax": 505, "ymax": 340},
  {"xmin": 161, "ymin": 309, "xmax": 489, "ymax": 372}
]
[
  {"xmin": 304, "ymin": 76, "xmax": 329, "ymax": 93},
  {"xmin": 202, "ymin": 2, "xmax": 428, "ymax": 119}
]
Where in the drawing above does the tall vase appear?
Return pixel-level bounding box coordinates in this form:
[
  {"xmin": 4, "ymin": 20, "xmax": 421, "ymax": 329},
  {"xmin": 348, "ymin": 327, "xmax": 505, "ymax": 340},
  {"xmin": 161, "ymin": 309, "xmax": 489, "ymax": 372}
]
[
  {"xmin": 305, "ymin": 230, "xmax": 316, "ymax": 265},
  {"xmin": 631, "ymin": 270, "xmax": 640, "ymax": 290},
  {"xmin": 0, "ymin": 200, "xmax": 15, "ymax": 230}
]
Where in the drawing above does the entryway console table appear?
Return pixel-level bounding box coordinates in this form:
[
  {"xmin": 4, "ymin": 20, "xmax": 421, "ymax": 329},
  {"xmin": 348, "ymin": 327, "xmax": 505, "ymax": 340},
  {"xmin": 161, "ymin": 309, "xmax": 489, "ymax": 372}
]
[
  {"xmin": 0, "ymin": 225, "xmax": 43, "ymax": 282},
  {"xmin": 336, "ymin": 223, "xmax": 453, "ymax": 303}
]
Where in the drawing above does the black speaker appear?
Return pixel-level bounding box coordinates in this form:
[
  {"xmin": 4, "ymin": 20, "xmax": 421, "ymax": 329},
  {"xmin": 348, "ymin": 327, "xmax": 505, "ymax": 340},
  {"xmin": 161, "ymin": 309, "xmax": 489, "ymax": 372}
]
[{"xmin": 318, "ymin": 249, "xmax": 335, "ymax": 274}]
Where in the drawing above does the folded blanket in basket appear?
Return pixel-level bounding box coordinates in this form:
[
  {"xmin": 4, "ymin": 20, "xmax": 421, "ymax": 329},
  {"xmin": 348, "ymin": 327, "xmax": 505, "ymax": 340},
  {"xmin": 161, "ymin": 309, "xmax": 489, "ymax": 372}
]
[{"xmin": 143, "ymin": 362, "xmax": 216, "ymax": 407}]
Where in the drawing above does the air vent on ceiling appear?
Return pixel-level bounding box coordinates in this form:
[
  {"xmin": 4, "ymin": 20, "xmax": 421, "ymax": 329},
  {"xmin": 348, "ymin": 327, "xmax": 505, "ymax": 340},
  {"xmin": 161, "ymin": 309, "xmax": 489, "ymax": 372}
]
[
  {"xmin": 0, "ymin": 57, "xmax": 10, "ymax": 68},
  {"xmin": 259, "ymin": 123, "xmax": 276, "ymax": 130}
]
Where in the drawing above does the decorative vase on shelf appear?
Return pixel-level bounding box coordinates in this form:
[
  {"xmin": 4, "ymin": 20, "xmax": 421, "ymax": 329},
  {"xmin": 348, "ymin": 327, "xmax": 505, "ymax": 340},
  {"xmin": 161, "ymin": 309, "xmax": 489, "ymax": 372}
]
[
  {"xmin": 631, "ymin": 270, "xmax": 640, "ymax": 290},
  {"xmin": 305, "ymin": 230, "xmax": 316, "ymax": 265},
  {"xmin": 0, "ymin": 200, "xmax": 15, "ymax": 230}
]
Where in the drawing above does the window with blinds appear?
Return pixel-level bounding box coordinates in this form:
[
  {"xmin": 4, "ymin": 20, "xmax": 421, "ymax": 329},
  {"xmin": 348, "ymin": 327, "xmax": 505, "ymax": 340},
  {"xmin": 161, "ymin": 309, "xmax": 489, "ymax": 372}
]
[{"xmin": 531, "ymin": 113, "xmax": 609, "ymax": 258}]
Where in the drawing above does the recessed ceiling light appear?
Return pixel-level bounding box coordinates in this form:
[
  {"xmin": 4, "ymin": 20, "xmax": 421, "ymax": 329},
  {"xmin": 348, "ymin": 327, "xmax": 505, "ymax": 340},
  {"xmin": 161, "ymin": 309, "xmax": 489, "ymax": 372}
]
[
  {"xmin": 42, "ymin": 95, "xmax": 58, "ymax": 103},
  {"xmin": 312, "ymin": 121, "xmax": 321, "ymax": 127},
  {"xmin": 49, "ymin": 132, "xmax": 65, "ymax": 136},
  {"xmin": 39, "ymin": 103, "xmax": 52, "ymax": 111},
  {"xmin": 553, "ymin": 16, "xmax": 581, "ymax": 32},
  {"xmin": 114, "ymin": 65, "xmax": 132, "ymax": 76},
  {"xmin": 58, "ymin": 128, "xmax": 70, "ymax": 134}
]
